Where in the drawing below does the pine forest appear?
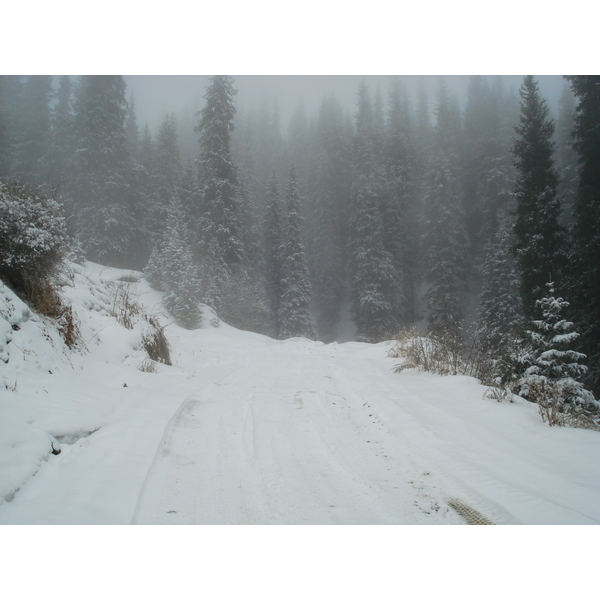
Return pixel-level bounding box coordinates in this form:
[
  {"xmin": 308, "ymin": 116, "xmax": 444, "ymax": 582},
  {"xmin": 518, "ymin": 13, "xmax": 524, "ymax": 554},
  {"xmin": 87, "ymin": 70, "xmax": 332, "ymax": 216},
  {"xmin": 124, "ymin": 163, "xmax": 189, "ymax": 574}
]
[{"xmin": 1, "ymin": 74, "xmax": 599, "ymax": 409}]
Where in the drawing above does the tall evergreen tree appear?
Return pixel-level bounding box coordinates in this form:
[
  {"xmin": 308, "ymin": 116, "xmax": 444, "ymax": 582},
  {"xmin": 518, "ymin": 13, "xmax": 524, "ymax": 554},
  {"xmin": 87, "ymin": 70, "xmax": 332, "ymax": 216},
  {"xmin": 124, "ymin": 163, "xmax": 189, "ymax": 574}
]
[
  {"xmin": 68, "ymin": 75, "xmax": 141, "ymax": 267},
  {"xmin": 152, "ymin": 112, "xmax": 182, "ymax": 227},
  {"xmin": 306, "ymin": 95, "xmax": 351, "ymax": 341},
  {"xmin": 479, "ymin": 209, "xmax": 524, "ymax": 351},
  {"xmin": 157, "ymin": 199, "xmax": 202, "ymax": 329},
  {"xmin": 423, "ymin": 81, "xmax": 469, "ymax": 345},
  {"xmin": 349, "ymin": 82, "xmax": 401, "ymax": 342},
  {"xmin": 512, "ymin": 75, "xmax": 566, "ymax": 320},
  {"xmin": 195, "ymin": 75, "xmax": 244, "ymax": 267},
  {"xmin": 564, "ymin": 75, "xmax": 600, "ymax": 395},
  {"xmin": 385, "ymin": 78, "xmax": 419, "ymax": 325},
  {"xmin": 278, "ymin": 163, "xmax": 315, "ymax": 340},
  {"xmin": 478, "ymin": 97, "xmax": 516, "ymax": 242},
  {"xmin": 263, "ymin": 171, "xmax": 284, "ymax": 338}
]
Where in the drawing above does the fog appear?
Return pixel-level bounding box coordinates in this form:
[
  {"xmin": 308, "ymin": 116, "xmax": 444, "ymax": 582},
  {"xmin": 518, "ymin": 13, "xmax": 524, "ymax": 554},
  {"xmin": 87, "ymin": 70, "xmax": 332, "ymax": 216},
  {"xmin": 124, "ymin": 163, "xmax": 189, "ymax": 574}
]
[{"xmin": 125, "ymin": 74, "xmax": 567, "ymax": 138}]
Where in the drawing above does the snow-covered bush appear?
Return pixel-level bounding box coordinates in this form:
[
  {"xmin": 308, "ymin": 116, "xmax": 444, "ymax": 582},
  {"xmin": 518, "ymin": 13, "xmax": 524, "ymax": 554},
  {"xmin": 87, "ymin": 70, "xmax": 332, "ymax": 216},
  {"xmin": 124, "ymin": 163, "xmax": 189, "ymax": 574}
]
[
  {"xmin": 0, "ymin": 180, "xmax": 68, "ymax": 294},
  {"xmin": 0, "ymin": 181, "xmax": 81, "ymax": 349}
]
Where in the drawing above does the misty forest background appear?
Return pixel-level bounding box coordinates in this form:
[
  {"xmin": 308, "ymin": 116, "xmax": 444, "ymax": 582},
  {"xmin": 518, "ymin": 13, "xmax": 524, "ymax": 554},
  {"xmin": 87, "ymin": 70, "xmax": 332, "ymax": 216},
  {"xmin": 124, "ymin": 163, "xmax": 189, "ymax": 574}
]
[{"xmin": 1, "ymin": 74, "xmax": 599, "ymax": 402}]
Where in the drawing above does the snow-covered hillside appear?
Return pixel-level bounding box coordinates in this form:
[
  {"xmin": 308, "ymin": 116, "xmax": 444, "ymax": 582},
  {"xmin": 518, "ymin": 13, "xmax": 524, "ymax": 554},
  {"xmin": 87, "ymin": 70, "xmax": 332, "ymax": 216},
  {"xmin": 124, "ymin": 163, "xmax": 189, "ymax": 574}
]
[{"xmin": 1, "ymin": 261, "xmax": 600, "ymax": 524}]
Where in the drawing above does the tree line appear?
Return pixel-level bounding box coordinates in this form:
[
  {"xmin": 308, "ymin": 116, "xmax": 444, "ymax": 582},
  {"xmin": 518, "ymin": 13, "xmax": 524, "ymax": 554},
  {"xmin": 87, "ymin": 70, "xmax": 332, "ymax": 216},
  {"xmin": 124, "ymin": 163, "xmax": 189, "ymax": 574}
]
[{"xmin": 0, "ymin": 74, "xmax": 599, "ymax": 399}]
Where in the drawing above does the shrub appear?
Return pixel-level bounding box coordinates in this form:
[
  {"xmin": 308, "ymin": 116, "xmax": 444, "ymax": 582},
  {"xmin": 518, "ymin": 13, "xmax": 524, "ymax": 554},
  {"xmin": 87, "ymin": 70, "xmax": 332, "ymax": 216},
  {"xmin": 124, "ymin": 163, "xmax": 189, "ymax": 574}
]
[
  {"xmin": 109, "ymin": 280, "xmax": 171, "ymax": 365},
  {"xmin": 138, "ymin": 358, "xmax": 158, "ymax": 373},
  {"xmin": 525, "ymin": 377, "xmax": 600, "ymax": 430},
  {"xmin": 483, "ymin": 380, "xmax": 514, "ymax": 403},
  {"xmin": 28, "ymin": 278, "xmax": 82, "ymax": 349},
  {"xmin": 0, "ymin": 180, "xmax": 68, "ymax": 294},
  {"xmin": 142, "ymin": 315, "xmax": 171, "ymax": 365},
  {"xmin": 109, "ymin": 280, "xmax": 140, "ymax": 330},
  {"xmin": 393, "ymin": 329, "xmax": 468, "ymax": 376}
]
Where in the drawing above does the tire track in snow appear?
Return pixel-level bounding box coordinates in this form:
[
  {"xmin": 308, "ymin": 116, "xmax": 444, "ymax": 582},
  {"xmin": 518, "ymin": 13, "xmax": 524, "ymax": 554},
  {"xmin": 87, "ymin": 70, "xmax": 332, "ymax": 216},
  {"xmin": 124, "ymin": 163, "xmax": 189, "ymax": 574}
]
[{"xmin": 133, "ymin": 340, "xmax": 490, "ymax": 524}]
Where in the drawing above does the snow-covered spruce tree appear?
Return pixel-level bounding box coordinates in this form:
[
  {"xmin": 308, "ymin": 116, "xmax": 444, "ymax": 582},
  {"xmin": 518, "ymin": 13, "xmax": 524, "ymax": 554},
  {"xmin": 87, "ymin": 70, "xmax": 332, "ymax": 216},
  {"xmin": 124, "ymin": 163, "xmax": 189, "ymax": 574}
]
[
  {"xmin": 479, "ymin": 209, "xmax": 524, "ymax": 352},
  {"xmin": 263, "ymin": 171, "xmax": 284, "ymax": 337},
  {"xmin": 564, "ymin": 75, "xmax": 600, "ymax": 397},
  {"xmin": 162, "ymin": 248, "xmax": 202, "ymax": 330},
  {"xmin": 306, "ymin": 95, "xmax": 352, "ymax": 342},
  {"xmin": 278, "ymin": 163, "xmax": 315, "ymax": 340},
  {"xmin": 194, "ymin": 76, "xmax": 269, "ymax": 333},
  {"xmin": 349, "ymin": 82, "xmax": 402, "ymax": 342},
  {"xmin": 519, "ymin": 282, "xmax": 597, "ymax": 414},
  {"xmin": 67, "ymin": 76, "xmax": 142, "ymax": 268},
  {"xmin": 195, "ymin": 75, "xmax": 244, "ymax": 268},
  {"xmin": 423, "ymin": 82, "xmax": 468, "ymax": 347},
  {"xmin": 148, "ymin": 197, "xmax": 202, "ymax": 329},
  {"xmin": 385, "ymin": 78, "xmax": 420, "ymax": 325},
  {"xmin": 512, "ymin": 75, "xmax": 566, "ymax": 321},
  {"xmin": 147, "ymin": 112, "xmax": 183, "ymax": 247}
]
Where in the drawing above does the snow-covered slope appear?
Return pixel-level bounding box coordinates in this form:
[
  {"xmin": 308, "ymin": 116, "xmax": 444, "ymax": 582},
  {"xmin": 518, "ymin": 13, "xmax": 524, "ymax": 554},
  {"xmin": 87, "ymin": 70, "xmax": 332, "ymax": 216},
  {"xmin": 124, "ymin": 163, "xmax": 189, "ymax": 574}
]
[{"xmin": 1, "ymin": 261, "xmax": 600, "ymax": 524}]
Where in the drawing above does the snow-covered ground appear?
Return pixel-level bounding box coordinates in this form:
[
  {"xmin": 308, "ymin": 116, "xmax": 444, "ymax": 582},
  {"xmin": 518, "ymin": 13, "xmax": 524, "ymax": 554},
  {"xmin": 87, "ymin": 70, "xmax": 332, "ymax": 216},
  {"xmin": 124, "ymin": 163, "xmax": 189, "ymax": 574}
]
[{"xmin": 2, "ymin": 261, "xmax": 600, "ymax": 525}]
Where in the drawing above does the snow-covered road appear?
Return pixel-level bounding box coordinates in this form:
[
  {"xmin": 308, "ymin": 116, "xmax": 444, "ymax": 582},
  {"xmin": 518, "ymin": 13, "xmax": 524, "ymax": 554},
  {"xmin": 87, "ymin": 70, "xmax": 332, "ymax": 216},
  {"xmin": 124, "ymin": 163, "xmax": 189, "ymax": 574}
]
[
  {"xmin": 3, "ymin": 263, "xmax": 600, "ymax": 525},
  {"xmin": 133, "ymin": 337, "xmax": 467, "ymax": 524},
  {"xmin": 132, "ymin": 328, "xmax": 600, "ymax": 525}
]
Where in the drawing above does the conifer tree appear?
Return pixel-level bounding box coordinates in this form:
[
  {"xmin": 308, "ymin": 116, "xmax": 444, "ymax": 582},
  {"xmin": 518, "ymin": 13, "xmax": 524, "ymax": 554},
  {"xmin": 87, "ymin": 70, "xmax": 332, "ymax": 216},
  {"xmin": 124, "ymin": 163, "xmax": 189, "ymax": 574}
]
[
  {"xmin": 479, "ymin": 209, "xmax": 524, "ymax": 351},
  {"xmin": 564, "ymin": 75, "xmax": 600, "ymax": 395},
  {"xmin": 349, "ymin": 82, "xmax": 401, "ymax": 342},
  {"xmin": 68, "ymin": 76, "xmax": 140, "ymax": 267},
  {"xmin": 278, "ymin": 163, "xmax": 315, "ymax": 340},
  {"xmin": 160, "ymin": 200, "xmax": 202, "ymax": 329},
  {"xmin": 520, "ymin": 282, "xmax": 596, "ymax": 409},
  {"xmin": 307, "ymin": 95, "xmax": 351, "ymax": 341},
  {"xmin": 385, "ymin": 78, "xmax": 419, "ymax": 325},
  {"xmin": 263, "ymin": 171, "xmax": 284, "ymax": 337},
  {"xmin": 512, "ymin": 75, "xmax": 566, "ymax": 320},
  {"xmin": 423, "ymin": 81, "xmax": 469, "ymax": 345},
  {"xmin": 145, "ymin": 112, "xmax": 183, "ymax": 246},
  {"xmin": 195, "ymin": 75, "xmax": 244, "ymax": 267}
]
